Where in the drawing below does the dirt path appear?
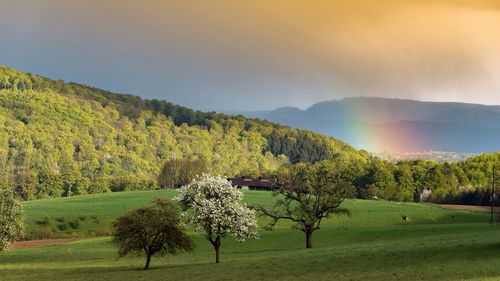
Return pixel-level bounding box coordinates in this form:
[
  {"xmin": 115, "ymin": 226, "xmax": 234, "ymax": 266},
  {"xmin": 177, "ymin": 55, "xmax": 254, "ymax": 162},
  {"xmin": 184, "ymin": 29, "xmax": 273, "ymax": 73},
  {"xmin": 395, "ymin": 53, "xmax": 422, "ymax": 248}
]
[
  {"xmin": 13, "ymin": 238, "xmax": 77, "ymax": 249},
  {"xmin": 439, "ymin": 204, "xmax": 500, "ymax": 212}
]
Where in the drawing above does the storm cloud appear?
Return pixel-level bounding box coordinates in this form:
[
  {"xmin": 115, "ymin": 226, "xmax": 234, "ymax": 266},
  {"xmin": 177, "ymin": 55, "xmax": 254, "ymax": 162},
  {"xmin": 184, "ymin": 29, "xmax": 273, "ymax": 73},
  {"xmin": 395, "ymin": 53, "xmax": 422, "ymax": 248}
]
[{"xmin": 0, "ymin": 0, "xmax": 499, "ymax": 110}]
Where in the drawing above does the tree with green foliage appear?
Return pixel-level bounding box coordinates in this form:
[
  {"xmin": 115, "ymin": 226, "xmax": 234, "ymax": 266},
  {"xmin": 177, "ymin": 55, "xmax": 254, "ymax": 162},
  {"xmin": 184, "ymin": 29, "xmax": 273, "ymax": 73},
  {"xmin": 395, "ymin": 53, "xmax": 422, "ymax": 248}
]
[
  {"xmin": 176, "ymin": 174, "xmax": 258, "ymax": 263},
  {"xmin": 408, "ymin": 160, "xmax": 436, "ymax": 201},
  {"xmin": 393, "ymin": 162, "xmax": 416, "ymax": 202},
  {"xmin": 0, "ymin": 187, "xmax": 24, "ymax": 251},
  {"xmin": 428, "ymin": 162, "xmax": 460, "ymax": 200},
  {"xmin": 355, "ymin": 159, "xmax": 395, "ymax": 200},
  {"xmin": 256, "ymin": 160, "xmax": 353, "ymax": 248},
  {"xmin": 158, "ymin": 158, "xmax": 207, "ymax": 188},
  {"xmin": 112, "ymin": 198, "xmax": 192, "ymax": 270},
  {"xmin": 265, "ymin": 129, "xmax": 360, "ymax": 164}
]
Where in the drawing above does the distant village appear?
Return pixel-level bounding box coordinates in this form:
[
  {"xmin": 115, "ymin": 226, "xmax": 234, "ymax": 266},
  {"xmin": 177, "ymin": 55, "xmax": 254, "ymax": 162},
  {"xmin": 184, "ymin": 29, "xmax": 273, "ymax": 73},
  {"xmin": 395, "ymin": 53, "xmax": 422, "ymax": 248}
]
[{"xmin": 374, "ymin": 151, "xmax": 476, "ymax": 162}]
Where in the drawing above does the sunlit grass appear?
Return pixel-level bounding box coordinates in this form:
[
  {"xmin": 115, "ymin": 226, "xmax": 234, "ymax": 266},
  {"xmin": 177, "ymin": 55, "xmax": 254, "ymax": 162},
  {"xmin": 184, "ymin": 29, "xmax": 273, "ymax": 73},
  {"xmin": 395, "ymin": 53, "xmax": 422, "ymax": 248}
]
[{"xmin": 1, "ymin": 190, "xmax": 499, "ymax": 280}]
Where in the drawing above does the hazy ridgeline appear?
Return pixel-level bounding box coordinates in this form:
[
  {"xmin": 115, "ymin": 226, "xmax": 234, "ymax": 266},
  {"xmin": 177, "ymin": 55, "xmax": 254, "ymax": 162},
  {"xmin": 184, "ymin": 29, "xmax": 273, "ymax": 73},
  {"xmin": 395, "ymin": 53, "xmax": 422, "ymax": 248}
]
[
  {"xmin": 246, "ymin": 97, "xmax": 500, "ymax": 153},
  {"xmin": 0, "ymin": 65, "xmax": 498, "ymax": 205}
]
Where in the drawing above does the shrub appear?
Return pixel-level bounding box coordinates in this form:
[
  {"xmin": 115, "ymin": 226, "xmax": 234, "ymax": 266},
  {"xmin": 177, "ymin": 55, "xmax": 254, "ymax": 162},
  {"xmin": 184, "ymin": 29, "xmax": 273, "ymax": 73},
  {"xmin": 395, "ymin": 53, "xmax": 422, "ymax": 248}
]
[
  {"xmin": 35, "ymin": 216, "xmax": 50, "ymax": 226},
  {"xmin": 95, "ymin": 225, "xmax": 112, "ymax": 236},
  {"xmin": 57, "ymin": 223, "xmax": 68, "ymax": 231},
  {"xmin": 68, "ymin": 220, "xmax": 80, "ymax": 230},
  {"xmin": 55, "ymin": 216, "xmax": 65, "ymax": 223},
  {"xmin": 79, "ymin": 216, "xmax": 86, "ymax": 221},
  {"xmin": 92, "ymin": 216, "xmax": 100, "ymax": 224},
  {"xmin": 25, "ymin": 227, "xmax": 58, "ymax": 240}
]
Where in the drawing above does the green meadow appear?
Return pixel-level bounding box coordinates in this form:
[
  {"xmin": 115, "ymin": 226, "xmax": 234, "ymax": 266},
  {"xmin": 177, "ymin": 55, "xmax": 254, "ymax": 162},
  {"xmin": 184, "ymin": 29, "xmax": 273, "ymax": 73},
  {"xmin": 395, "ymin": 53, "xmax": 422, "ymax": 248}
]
[{"xmin": 1, "ymin": 190, "xmax": 500, "ymax": 281}]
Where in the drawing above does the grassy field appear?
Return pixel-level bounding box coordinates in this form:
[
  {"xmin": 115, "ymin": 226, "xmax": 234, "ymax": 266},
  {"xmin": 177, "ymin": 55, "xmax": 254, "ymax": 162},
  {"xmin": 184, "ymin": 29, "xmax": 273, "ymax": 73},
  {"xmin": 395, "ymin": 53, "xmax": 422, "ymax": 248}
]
[{"xmin": 1, "ymin": 190, "xmax": 500, "ymax": 281}]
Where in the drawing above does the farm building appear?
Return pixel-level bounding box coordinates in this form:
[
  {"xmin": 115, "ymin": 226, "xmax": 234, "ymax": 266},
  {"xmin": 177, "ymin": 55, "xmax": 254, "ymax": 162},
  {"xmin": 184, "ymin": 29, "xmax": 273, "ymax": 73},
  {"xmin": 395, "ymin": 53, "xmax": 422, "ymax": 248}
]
[{"xmin": 227, "ymin": 176, "xmax": 274, "ymax": 191}]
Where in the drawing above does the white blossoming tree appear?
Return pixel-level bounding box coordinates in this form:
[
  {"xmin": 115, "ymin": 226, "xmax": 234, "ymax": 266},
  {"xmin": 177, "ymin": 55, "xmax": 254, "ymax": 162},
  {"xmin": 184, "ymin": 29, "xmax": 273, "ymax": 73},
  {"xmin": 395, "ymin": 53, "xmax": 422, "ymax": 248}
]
[{"xmin": 176, "ymin": 174, "xmax": 258, "ymax": 263}]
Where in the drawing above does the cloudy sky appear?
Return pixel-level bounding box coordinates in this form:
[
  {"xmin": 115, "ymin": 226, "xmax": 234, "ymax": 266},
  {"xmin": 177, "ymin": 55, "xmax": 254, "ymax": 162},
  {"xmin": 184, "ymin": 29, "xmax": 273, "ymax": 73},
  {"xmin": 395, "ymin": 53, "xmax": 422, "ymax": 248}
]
[{"xmin": 1, "ymin": 0, "xmax": 499, "ymax": 111}]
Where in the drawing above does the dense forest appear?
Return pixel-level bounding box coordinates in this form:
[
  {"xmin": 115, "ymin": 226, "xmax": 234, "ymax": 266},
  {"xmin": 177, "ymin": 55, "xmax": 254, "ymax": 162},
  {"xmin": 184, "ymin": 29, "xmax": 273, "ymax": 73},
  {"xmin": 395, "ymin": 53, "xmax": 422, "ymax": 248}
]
[
  {"xmin": 0, "ymin": 65, "xmax": 498, "ymax": 204},
  {"xmin": 0, "ymin": 65, "xmax": 363, "ymax": 200},
  {"xmin": 354, "ymin": 153, "xmax": 499, "ymax": 205}
]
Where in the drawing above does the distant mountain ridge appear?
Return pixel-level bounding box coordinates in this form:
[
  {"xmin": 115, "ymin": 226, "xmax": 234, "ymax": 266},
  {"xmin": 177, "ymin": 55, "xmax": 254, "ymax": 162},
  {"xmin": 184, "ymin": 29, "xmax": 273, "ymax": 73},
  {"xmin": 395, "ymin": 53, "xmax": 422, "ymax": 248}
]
[{"xmin": 244, "ymin": 97, "xmax": 500, "ymax": 153}]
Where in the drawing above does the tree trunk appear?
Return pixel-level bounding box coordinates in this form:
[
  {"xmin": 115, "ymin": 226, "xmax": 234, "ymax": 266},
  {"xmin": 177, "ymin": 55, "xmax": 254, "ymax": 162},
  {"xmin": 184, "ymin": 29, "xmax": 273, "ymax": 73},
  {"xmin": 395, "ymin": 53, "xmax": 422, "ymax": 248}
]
[
  {"xmin": 215, "ymin": 244, "xmax": 220, "ymax": 263},
  {"xmin": 144, "ymin": 254, "xmax": 152, "ymax": 270},
  {"xmin": 305, "ymin": 226, "xmax": 313, "ymax": 249},
  {"xmin": 211, "ymin": 235, "xmax": 221, "ymax": 263}
]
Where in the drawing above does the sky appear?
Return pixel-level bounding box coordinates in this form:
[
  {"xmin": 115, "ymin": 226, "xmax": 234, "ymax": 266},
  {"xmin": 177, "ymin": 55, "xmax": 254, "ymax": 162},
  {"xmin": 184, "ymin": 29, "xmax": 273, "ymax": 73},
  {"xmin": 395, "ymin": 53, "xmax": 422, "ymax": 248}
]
[{"xmin": 1, "ymin": 0, "xmax": 500, "ymax": 111}]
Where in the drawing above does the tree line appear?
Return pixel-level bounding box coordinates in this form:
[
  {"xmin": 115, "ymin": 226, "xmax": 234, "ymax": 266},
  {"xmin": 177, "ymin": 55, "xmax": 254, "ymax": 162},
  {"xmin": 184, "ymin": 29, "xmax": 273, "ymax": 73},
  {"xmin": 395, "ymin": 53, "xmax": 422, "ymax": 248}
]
[
  {"xmin": 353, "ymin": 154, "xmax": 500, "ymax": 205},
  {"xmin": 158, "ymin": 152, "xmax": 500, "ymax": 206}
]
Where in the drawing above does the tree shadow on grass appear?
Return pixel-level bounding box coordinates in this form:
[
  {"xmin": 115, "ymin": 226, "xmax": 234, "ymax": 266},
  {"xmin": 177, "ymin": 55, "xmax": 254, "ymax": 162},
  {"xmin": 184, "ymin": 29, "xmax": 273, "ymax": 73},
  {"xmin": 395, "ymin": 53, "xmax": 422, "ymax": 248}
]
[
  {"xmin": 403, "ymin": 205, "xmax": 490, "ymax": 225},
  {"xmin": 3, "ymin": 232, "xmax": 500, "ymax": 281},
  {"xmin": 78, "ymin": 261, "xmax": 211, "ymax": 273},
  {"xmin": 105, "ymin": 240, "xmax": 500, "ymax": 280}
]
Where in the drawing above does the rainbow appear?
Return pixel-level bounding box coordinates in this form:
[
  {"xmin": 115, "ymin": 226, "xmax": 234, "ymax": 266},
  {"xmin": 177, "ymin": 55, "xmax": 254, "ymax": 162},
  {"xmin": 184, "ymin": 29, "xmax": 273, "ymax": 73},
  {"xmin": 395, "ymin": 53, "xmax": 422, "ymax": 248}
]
[{"xmin": 324, "ymin": 99, "xmax": 431, "ymax": 153}]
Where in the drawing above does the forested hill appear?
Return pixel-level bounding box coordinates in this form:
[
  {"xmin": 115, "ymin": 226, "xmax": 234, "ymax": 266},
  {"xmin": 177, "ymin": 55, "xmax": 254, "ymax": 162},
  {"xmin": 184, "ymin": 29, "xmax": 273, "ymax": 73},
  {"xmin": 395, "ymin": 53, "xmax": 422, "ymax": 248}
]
[{"xmin": 0, "ymin": 65, "xmax": 364, "ymax": 200}]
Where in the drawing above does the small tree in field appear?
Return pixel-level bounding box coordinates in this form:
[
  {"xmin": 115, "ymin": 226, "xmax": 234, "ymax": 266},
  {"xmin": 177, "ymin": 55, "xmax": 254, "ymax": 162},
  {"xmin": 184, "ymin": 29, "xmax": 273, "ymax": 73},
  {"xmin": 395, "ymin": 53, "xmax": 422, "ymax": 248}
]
[
  {"xmin": 256, "ymin": 160, "xmax": 353, "ymax": 249},
  {"xmin": 112, "ymin": 198, "xmax": 192, "ymax": 270},
  {"xmin": 176, "ymin": 174, "xmax": 258, "ymax": 263},
  {"xmin": 0, "ymin": 187, "xmax": 24, "ymax": 251}
]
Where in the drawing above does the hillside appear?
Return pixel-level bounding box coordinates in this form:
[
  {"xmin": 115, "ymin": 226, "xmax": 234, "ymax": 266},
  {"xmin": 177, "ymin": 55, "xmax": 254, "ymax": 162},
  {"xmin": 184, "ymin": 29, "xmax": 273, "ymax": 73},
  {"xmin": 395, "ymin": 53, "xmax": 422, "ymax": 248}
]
[
  {"xmin": 2, "ymin": 190, "xmax": 498, "ymax": 281},
  {"xmin": 0, "ymin": 65, "xmax": 364, "ymax": 200},
  {"xmin": 245, "ymin": 97, "xmax": 500, "ymax": 154}
]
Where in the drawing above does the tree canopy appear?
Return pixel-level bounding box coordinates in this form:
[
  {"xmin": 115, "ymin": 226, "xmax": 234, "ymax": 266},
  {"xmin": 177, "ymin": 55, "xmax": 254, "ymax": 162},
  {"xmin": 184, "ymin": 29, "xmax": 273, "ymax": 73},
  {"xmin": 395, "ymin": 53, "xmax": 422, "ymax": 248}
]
[
  {"xmin": 0, "ymin": 186, "xmax": 24, "ymax": 251},
  {"xmin": 158, "ymin": 158, "xmax": 207, "ymax": 188},
  {"xmin": 176, "ymin": 174, "xmax": 258, "ymax": 263},
  {"xmin": 256, "ymin": 160, "xmax": 353, "ymax": 248},
  {"xmin": 112, "ymin": 198, "xmax": 192, "ymax": 270}
]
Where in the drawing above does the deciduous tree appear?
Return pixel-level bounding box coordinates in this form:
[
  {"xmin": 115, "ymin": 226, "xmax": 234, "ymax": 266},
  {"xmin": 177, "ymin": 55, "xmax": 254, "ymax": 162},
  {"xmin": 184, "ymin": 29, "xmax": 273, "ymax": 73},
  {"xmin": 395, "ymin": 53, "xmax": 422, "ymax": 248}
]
[
  {"xmin": 112, "ymin": 198, "xmax": 192, "ymax": 270},
  {"xmin": 256, "ymin": 160, "xmax": 353, "ymax": 248},
  {"xmin": 0, "ymin": 186, "xmax": 24, "ymax": 251},
  {"xmin": 158, "ymin": 158, "xmax": 207, "ymax": 189},
  {"xmin": 176, "ymin": 174, "xmax": 258, "ymax": 263}
]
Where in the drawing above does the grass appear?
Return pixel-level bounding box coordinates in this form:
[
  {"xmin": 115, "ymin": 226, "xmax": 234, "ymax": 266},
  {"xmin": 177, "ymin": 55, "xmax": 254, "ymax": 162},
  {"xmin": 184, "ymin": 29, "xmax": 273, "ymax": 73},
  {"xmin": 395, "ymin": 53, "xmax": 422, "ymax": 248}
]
[
  {"xmin": 22, "ymin": 190, "xmax": 178, "ymax": 238},
  {"xmin": 1, "ymin": 190, "xmax": 500, "ymax": 280}
]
